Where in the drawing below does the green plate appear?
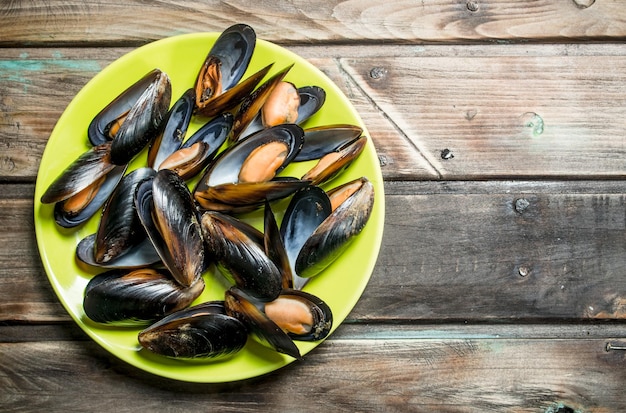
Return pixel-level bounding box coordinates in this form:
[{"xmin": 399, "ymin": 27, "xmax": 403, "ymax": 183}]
[{"xmin": 34, "ymin": 32, "xmax": 384, "ymax": 383}]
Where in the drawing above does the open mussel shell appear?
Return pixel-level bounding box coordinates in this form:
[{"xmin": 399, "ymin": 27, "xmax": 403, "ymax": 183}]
[
  {"xmin": 135, "ymin": 169, "xmax": 205, "ymax": 288},
  {"xmin": 195, "ymin": 178, "xmax": 310, "ymax": 214},
  {"xmin": 280, "ymin": 186, "xmax": 332, "ymax": 289},
  {"xmin": 41, "ymin": 141, "xmax": 128, "ymax": 228},
  {"xmin": 138, "ymin": 301, "xmax": 248, "ymax": 360},
  {"xmin": 237, "ymin": 85, "xmax": 326, "ymax": 142},
  {"xmin": 195, "ymin": 24, "xmax": 269, "ymax": 117},
  {"xmin": 201, "ymin": 211, "xmax": 282, "ymax": 302},
  {"xmin": 53, "ymin": 164, "xmax": 127, "ymax": 228},
  {"xmin": 193, "ymin": 124, "xmax": 307, "ymax": 210},
  {"xmin": 225, "ymin": 287, "xmax": 302, "ymax": 360},
  {"xmin": 301, "ymin": 135, "xmax": 368, "ymax": 186},
  {"xmin": 295, "ymin": 124, "xmax": 363, "ymax": 162},
  {"xmin": 110, "ymin": 69, "xmax": 172, "ymax": 165},
  {"xmin": 93, "ymin": 167, "xmax": 156, "ymax": 264},
  {"xmin": 228, "ymin": 65, "xmax": 294, "ymax": 143},
  {"xmin": 76, "ymin": 234, "xmax": 160, "ymax": 269},
  {"xmin": 295, "ymin": 177, "xmax": 375, "ymax": 279},
  {"xmin": 156, "ymin": 112, "xmax": 233, "ymax": 180},
  {"xmin": 147, "ymin": 88, "xmax": 195, "ymax": 170},
  {"xmin": 83, "ymin": 268, "xmax": 205, "ymax": 325},
  {"xmin": 295, "ymin": 86, "xmax": 326, "ymax": 124},
  {"xmin": 263, "ymin": 289, "xmax": 333, "ymax": 342},
  {"xmin": 40, "ymin": 142, "xmax": 117, "ymax": 205},
  {"xmin": 88, "ymin": 69, "xmax": 164, "ymax": 146}
]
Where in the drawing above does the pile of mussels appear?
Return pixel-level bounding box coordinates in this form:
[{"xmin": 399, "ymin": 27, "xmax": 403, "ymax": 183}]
[{"xmin": 40, "ymin": 24, "xmax": 374, "ymax": 361}]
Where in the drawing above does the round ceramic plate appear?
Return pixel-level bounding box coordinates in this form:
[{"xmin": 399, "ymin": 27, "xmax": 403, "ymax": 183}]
[{"xmin": 34, "ymin": 31, "xmax": 384, "ymax": 383}]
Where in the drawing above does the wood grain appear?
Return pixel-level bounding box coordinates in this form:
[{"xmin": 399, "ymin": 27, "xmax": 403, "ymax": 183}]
[
  {"xmin": 0, "ymin": 335, "xmax": 624, "ymax": 412},
  {"xmin": 3, "ymin": 1, "xmax": 626, "ymax": 410},
  {"xmin": 3, "ymin": 45, "xmax": 626, "ymax": 180},
  {"xmin": 7, "ymin": 181, "xmax": 626, "ymax": 323},
  {"xmin": 0, "ymin": 0, "xmax": 624, "ymax": 46}
]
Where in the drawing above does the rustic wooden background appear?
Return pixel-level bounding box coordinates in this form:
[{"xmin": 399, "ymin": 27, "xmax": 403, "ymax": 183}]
[{"xmin": 2, "ymin": 1, "xmax": 626, "ymax": 411}]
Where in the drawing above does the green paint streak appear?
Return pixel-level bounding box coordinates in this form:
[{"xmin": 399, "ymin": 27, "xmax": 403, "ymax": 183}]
[{"xmin": 0, "ymin": 58, "xmax": 101, "ymax": 93}]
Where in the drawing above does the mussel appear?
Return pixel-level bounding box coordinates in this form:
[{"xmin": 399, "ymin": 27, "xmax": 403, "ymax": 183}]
[
  {"xmin": 135, "ymin": 169, "xmax": 206, "ymax": 287},
  {"xmin": 301, "ymin": 135, "xmax": 368, "ymax": 186},
  {"xmin": 154, "ymin": 112, "xmax": 233, "ymax": 180},
  {"xmin": 201, "ymin": 211, "xmax": 282, "ymax": 302},
  {"xmin": 224, "ymin": 287, "xmax": 333, "ymax": 359},
  {"xmin": 147, "ymin": 88, "xmax": 195, "ymax": 170},
  {"xmin": 40, "ymin": 142, "xmax": 127, "ymax": 228},
  {"xmin": 193, "ymin": 124, "xmax": 308, "ymax": 212},
  {"xmin": 295, "ymin": 124, "xmax": 363, "ymax": 162},
  {"xmin": 280, "ymin": 177, "xmax": 375, "ymax": 287},
  {"xmin": 109, "ymin": 69, "xmax": 172, "ymax": 165},
  {"xmin": 83, "ymin": 268, "xmax": 205, "ymax": 325},
  {"xmin": 88, "ymin": 69, "xmax": 165, "ymax": 146},
  {"xmin": 138, "ymin": 301, "xmax": 248, "ymax": 360},
  {"xmin": 237, "ymin": 85, "xmax": 326, "ymax": 142},
  {"xmin": 228, "ymin": 65, "xmax": 294, "ymax": 143},
  {"xmin": 225, "ymin": 287, "xmax": 301, "ymax": 359},
  {"xmin": 92, "ymin": 167, "xmax": 156, "ymax": 264},
  {"xmin": 194, "ymin": 24, "xmax": 271, "ymax": 118}
]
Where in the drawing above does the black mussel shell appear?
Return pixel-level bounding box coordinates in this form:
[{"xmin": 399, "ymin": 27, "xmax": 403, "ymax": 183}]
[
  {"xmin": 193, "ymin": 124, "xmax": 306, "ymax": 210},
  {"xmin": 83, "ymin": 268, "xmax": 205, "ymax": 325},
  {"xmin": 148, "ymin": 88, "xmax": 195, "ymax": 170},
  {"xmin": 94, "ymin": 167, "xmax": 156, "ymax": 264},
  {"xmin": 225, "ymin": 288, "xmax": 302, "ymax": 360},
  {"xmin": 136, "ymin": 169, "xmax": 205, "ymax": 287},
  {"xmin": 88, "ymin": 69, "xmax": 163, "ymax": 146},
  {"xmin": 201, "ymin": 211, "xmax": 282, "ymax": 302},
  {"xmin": 156, "ymin": 112, "xmax": 232, "ymax": 180},
  {"xmin": 228, "ymin": 64, "xmax": 294, "ymax": 143},
  {"xmin": 53, "ymin": 163, "xmax": 127, "ymax": 228},
  {"xmin": 280, "ymin": 185, "xmax": 332, "ymax": 288},
  {"xmin": 238, "ymin": 85, "xmax": 326, "ymax": 141},
  {"xmin": 40, "ymin": 142, "xmax": 117, "ymax": 205},
  {"xmin": 263, "ymin": 289, "xmax": 333, "ymax": 341},
  {"xmin": 301, "ymin": 135, "xmax": 367, "ymax": 186},
  {"xmin": 295, "ymin": 124, "xmax": 363, "ymax": 162},
  {"xmin": 195, "ymin": 24, "xmax": 267, "ymax": 117},
  {"xmin": 138, "ymin": 301, "xmax": 248, "ymax": 360},
  {"xmin": 295, "ymin": 86, "xmax": 326, "ymax": 125},
  {"xmin": 76, "ymin": 233, "xmax": 160, "ymax": 269},
  {"xmin": 296, "ymin": 177, "xmax": 375, "ymax": 279},
  {"xmin": 197, "ymin": 123, "xmax": 304, "ymax": 188},
  {"xmin": 195, "ymin": 177, "xmax": 310, "ymax": 213},
  {"xmin": 264, "ymin": 200, "xmax": 293, "ymax": 289},
  {"xmin": 110, "ymin": 70, "xmax": 172, "ymax": 165}
]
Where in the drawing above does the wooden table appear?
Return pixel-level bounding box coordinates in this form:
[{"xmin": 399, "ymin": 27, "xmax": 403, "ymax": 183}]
[{"xmin": 2, "ymin": 1, "xmax": 626, "ymax": 411}]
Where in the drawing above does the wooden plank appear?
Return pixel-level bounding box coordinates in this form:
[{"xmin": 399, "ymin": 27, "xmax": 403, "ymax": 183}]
[
  {"xmin": 0, "ymin": 337, "xmax": 625, "ymax": 411},
  {"xmin": 7, "ymin": 181, "xmax": 626, "ymax": 323},
  {"xmin": 4, "ymin": 45, "xmax": 626, "ymax": 180},
  {"xmin": 341, "ymin": 51, "xmax": 626, "ymax": 178},
  {"xmin": 0, "ymin": 47, "xmax": 429, "ymax": 181},
  {"xmin": 0, "ymin": 1, "xmax": 624, "ymax": 46}
]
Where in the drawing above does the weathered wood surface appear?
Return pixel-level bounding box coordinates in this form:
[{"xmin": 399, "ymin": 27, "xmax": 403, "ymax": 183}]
[
  {"xmin": 2, "ymin": 333, "xmax": 626, "ymax": 412},
  {"xmin": 3, "ymin": 44, "xmax": 626, "ymax": 180},
  {"xmin": 0, "ymin": 0, "xmax": 624, "ymax": 46},
  {"xmin": 3, "ymin": 0, "xmax": 626, "ymax": 411},
  {"xmin": 6, "ymin": 181, "xmax": 626, "ymax": 324}
]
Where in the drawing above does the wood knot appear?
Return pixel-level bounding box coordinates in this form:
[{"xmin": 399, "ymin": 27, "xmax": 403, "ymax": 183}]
[
  {"xmin": 369, "ymin": 67, "xmax": 387, "ymax": 80},
  {"xmin": 572, "ymin": 0, "xmax": 595, "ymax": 9},
  {"xmin": 440, "ymin": 148, "xmax": 454, "ymax": 160},
  {"xmin": 466, "ymin": 1, "xmax": 479, "ymax": 12}
]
